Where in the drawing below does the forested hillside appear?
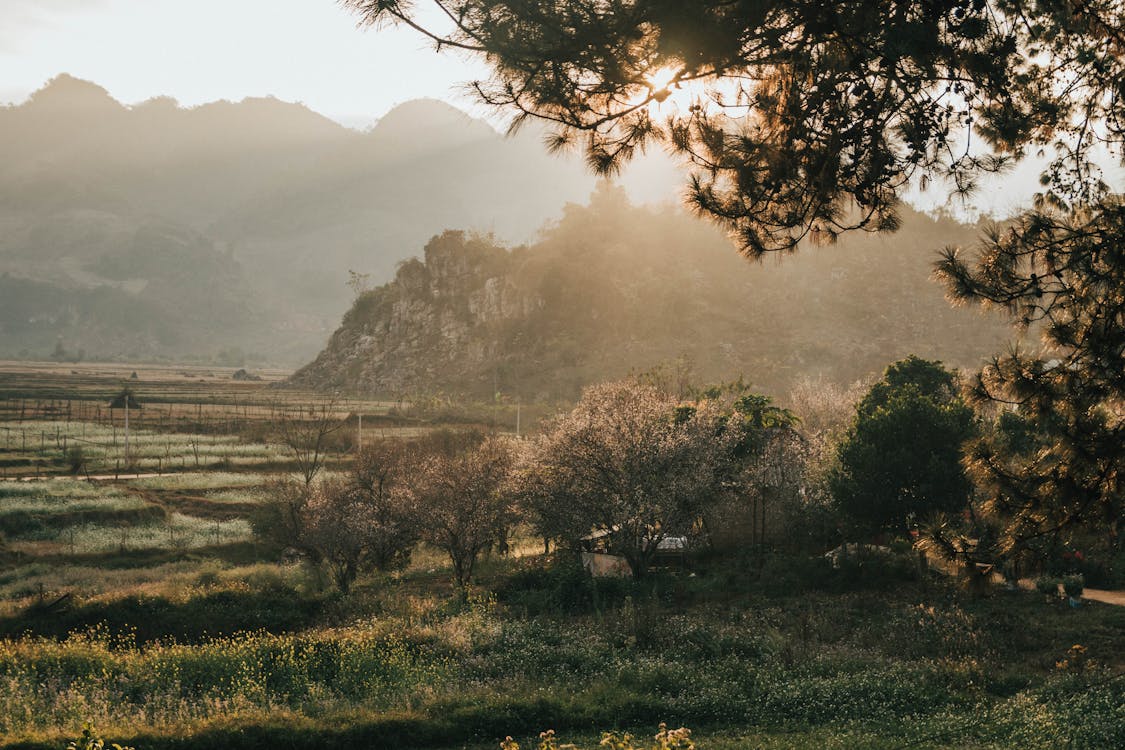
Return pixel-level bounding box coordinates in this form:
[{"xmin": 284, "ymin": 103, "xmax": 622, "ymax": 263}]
[{"xmin": 2, "ymin": 75, "xmax": 1014, "ymax": 389}]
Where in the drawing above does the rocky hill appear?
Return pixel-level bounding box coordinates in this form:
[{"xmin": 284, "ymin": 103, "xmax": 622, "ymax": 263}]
[{"xmin": 291, "ymin": 184, "xmax": 1015, "ymax": 400}]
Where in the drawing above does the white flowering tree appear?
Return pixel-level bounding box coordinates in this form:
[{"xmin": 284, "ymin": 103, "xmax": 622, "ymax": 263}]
[
  {"xmin": 520, "ymin": 380, "xmax": 743, "ymax": 579},
  {"xmin": 412, "ymin": 435, "xmax": 519, "ymax": 588}
]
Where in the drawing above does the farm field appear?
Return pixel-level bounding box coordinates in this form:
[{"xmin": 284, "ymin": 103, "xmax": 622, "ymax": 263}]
[
  {"xmin": 0, "ymin": 364, "xmax": 1121, "ymax": 750},
  {"xmin": 0, "ymin": 361, "xmax": 419, "ymax": 479}
]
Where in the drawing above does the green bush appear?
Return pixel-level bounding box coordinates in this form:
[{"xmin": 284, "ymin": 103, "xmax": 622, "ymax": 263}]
[
  {"xmin": 496, "ymin": 556, "xmax": 634, "ymax": 615},
  {"xmin": 741, "ymin": 549, "xmax": 920, "ymax": 596},
  {"xmin": 1035, "ymin": 576, "xmax": 1061, "ymax": 598},
  {"xmin": 66, "ymin": 447, "xmax": 87, "ymax": 475}
]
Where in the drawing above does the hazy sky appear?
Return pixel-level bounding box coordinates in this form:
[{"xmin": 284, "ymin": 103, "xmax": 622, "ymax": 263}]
[{"xmin": 0, "ymin": 0, "xmax": 492, "ymax": 129}]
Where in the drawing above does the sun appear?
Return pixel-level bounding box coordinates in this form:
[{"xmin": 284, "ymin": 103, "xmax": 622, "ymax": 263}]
[
  {"xmin": 646, "ymin": 65, "xmax": 680, "ymax": 96},
  {"xmin": 632, "ymin": 65, "xmax": 719, "ymax": 115}
]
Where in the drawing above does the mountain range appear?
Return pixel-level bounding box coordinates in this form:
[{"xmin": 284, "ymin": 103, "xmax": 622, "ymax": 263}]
[
  {"xmin": 2, "ymin": 74, "xmax": 1016, "ymax": 398},
  {"xmin": 0, "ymin": 74, "xmax": 652, "ymax": 363}
]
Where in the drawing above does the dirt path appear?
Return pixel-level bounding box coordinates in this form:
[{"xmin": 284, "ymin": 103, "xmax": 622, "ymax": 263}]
[
  {"xmin": 1016, "ymin": 578, "xmax": 1125, "ymax": 607},
  {"xmin": 1083, "ymin": 588, "xmax": 1125, "ymax": 606}
]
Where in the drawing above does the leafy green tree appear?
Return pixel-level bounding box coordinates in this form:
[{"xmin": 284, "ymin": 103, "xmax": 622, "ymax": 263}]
[
  {"xmin": 347, "ymin": 0, "xmax": 1124, "ymax": 551},
  {"xmin": 831, "ymin": 357, "xmax": 976, "ymax": 534},
  {"xmin": 690, "ymin": 380, "xmax": 805, "ymax": 551}
]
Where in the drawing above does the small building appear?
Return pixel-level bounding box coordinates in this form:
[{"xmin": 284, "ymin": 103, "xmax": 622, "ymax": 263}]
[{"xmin": 578, "ymin": 527, "xmax": 688, "ymax": 577}]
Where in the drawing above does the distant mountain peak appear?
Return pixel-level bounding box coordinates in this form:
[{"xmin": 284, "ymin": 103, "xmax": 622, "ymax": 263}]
[
  {"xmin": 134, "ymin": 95, "xmax": 182, "ymax": 111},
  {"xmin": 372, "ymin": 98, "xmax": 497, "ymax": 142},
  {"xmin": 189, "ymin": 95, "xmax": 347, "ymax": 138},
  {"xmin": 24, "ymin": 74, "xmax": 124, "ymax": 113}
]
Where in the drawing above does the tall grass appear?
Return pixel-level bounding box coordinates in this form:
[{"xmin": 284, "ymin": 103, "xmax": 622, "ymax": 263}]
[
  {"xmin": 126, "ymin": 473, "xmax": 269, "ymax": 491},
  {"xmin": 0, "ymin": 609, "xmax": 1120, "ymax": 747},
  {"xmin": 202, "ymin": 488, "xmax": 268, "ymax": 505},
  {"xmin": 0, "ymin": 624, "xmax": 448, "ymax": 737},
  {"xmin": 0, "ymin": 561, "xmax": 217, "ymax": 610}
]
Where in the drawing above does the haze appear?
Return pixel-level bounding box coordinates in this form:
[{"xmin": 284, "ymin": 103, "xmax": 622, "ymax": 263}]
[
  {"xmin": 0, "ymin": 5, "xmax": 1121, "ymax": 748},
  {"xmin": 5, "ymin": 0, "xmax": 1118, "ymax": 212}
]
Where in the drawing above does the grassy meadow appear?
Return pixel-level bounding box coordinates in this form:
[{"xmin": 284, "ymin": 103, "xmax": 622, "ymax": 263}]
[{"xmin": 0, "ymin": 363, "xmax": 1121, "ymax": 750}]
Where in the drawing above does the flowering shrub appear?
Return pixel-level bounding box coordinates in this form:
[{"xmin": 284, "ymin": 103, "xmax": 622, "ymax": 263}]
[
  {"xmin": 500, "ymin": 724, "xmax": 693, "ymax": 750},
  {"xmin": 1055, "ymin": 644, "xmax": 1097, "ymax": 675}
]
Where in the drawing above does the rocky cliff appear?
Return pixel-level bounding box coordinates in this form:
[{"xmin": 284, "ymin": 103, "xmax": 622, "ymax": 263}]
[
  {"xmin": 0, "ymin": 75, "xmax": 626, "ymax": 363},
  {"xmin": 291, "ymin": 185, "xmax": 1016, "ymax": 401},
  {"xmin": 291, "ymin": 231, "xmax": 540, "ymax": 394}
]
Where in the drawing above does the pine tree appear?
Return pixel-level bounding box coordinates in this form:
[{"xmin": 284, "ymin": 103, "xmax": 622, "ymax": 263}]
[
  {"xmin": 345, "ymin": 0, "xmax": 1124, "ymax": 255},
  {"xmin": 934, "ymin": 201, "xmax": 1125, "ymax": 558},
  {"xmin": 346, "ymin": 1, "xmax": 1125, "ymax": 554}
]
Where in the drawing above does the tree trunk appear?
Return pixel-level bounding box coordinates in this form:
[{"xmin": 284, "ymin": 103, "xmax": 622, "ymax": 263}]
[
  {"xmin": 451, "ymin": 552, "xmax": 468, "ymax": 588},
  {"xmin": 625, "ymin": 550, "xmax": 650, "ymax": 580}
]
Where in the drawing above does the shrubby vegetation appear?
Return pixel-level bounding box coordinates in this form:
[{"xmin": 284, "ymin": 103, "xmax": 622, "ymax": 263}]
[
  {"xmin": 0, "ymin": 569, "xmax": 1120, "ymax": 748},
  {"xmin": 412, "ymin": 434, "xmax": 518, "ymax": 588},
  {"xmin": 518, "ymin": 380, "xmax": 744, "ymax": 579},
  {"xmin": 6, "ymin": 3, "xmax": 1125, "ymax": 748},
  {"xmin": 256, "ymin": 362, "xmax": 1124, "ymax": 596},
  {"xmin": 254, "ymin": 430, "xmax": 518, "ymax": 591},
  {"xmin": 344, "ymin": 0, "xmax": 1125, "ymax": 589}
]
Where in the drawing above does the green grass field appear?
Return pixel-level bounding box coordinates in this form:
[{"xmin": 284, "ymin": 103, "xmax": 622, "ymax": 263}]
[
  {"xmin": 0, "ymin": 419, "xmax": 293, "ymax": 476},
  {"xmin": 0, "ymin": 480, "xmax": 144, "ymax": 517},
  {"xmin": 0, "ymin": 573, "xmax": 1121, "ymax": 749}
]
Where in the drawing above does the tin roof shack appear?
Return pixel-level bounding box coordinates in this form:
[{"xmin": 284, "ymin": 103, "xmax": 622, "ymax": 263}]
[{"xmin": 579, "ymin": 527, "xmax": 688, "ymax": 578}]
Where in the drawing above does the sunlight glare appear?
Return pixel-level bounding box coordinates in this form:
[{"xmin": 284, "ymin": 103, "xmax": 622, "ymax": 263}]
[
  {"xmin": 646, "ymin": 65, "xmax": 680, "ymax": 95},
  {"xmin": 632, "ymin": 64, "xmax": 701, "ymax": 114}
]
